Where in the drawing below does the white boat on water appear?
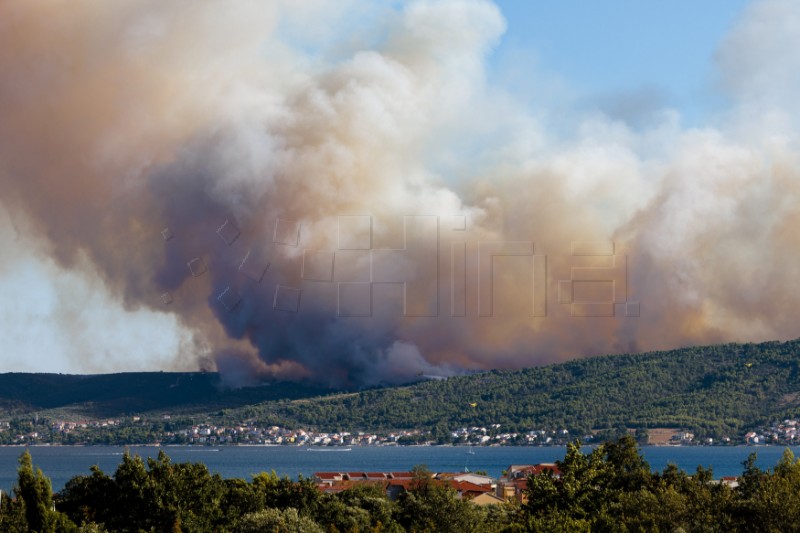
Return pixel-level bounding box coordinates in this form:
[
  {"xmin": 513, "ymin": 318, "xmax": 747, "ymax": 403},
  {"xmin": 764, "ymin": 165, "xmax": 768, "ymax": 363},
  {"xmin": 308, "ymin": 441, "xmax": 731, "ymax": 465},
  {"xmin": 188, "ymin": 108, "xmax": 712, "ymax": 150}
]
[{"xmin": 307, "ymin": 447, "xmax": 353, "ymax": 452}]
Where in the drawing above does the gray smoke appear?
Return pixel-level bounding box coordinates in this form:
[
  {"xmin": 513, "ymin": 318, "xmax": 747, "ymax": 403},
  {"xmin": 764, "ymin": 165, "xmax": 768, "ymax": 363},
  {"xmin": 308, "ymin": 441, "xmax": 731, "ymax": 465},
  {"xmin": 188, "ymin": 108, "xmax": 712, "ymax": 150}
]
[{"xmin": 1, "ymin": 0, "xmax": 800, "ymax": 387}]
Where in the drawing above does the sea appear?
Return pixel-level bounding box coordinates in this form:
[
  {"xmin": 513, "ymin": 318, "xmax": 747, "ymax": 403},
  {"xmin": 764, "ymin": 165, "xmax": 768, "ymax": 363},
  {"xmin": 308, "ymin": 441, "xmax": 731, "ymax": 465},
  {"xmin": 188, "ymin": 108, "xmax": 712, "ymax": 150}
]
[{"xmin": 1, "ymin": 445, "xmax": 797, "ymax": 494}]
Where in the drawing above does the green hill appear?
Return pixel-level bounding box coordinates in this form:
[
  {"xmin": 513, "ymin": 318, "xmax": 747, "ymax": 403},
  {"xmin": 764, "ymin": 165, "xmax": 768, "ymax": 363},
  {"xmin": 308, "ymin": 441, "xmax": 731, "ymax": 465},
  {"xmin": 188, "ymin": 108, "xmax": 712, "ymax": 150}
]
[
  {"xmin": 220, "ymin": 339, "xmax": 800, "ymax": 438},
  {"xmin": 3, "ymin": 339, "xmax": 800, "ymax": 439},
  {"xmin": 0, "ymin": 372, "xmax": 336, "ymax": 418}
]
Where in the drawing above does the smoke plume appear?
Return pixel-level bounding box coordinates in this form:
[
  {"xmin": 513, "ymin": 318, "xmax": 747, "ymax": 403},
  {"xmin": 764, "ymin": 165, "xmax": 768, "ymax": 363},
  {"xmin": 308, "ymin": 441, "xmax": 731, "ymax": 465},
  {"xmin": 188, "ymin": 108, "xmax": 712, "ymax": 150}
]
[{"xmin": 1, "ymin": 0, "xmax": 799, "ymax": 387}]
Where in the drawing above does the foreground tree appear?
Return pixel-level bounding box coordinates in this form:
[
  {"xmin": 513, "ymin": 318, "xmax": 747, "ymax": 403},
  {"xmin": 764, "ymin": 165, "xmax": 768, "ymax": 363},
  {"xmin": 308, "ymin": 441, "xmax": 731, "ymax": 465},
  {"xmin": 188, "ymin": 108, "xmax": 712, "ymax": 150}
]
[
  {"xmin": 735, "ymin": 449, "xmax": 800, "ymax": 532},
  {"xmin": 524, "ymin": 436, "xmax": 753, "ymax": 532},
  {"xmin": 2, "ymin": 451, "xmax": 76, "ymax": 533},
  {"xmin": 58, "ymin": 464, "xmax": 116, "ymax": 529},
  {"xmin": 235, "ymin": 507, "xmax": 324, "ymax": 533},
  {"xmin": 15, "ymin": 440, "xmax": 800, "ymax": 532}
]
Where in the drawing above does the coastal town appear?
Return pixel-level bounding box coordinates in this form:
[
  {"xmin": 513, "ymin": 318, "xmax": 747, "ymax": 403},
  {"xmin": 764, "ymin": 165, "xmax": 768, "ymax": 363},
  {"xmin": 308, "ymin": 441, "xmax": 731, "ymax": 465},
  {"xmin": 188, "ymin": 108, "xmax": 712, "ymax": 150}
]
[{"xmin": 1, "ymin": 417, "xmax": 798, "ymax": 447}]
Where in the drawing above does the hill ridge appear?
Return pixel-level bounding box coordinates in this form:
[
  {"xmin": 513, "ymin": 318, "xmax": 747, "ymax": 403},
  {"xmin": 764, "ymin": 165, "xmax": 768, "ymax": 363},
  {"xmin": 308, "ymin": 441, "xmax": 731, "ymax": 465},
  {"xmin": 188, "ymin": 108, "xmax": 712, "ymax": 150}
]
[{"xmin": 2, "ymin": 339, "xmax": 800, "ymax": 439}]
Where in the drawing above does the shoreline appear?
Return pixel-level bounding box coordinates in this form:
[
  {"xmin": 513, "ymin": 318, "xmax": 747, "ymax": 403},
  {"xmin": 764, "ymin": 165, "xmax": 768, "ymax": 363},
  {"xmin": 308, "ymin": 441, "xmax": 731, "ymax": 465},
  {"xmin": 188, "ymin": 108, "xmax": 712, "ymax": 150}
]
[{"xmin": 0, "ymin": 442, "xmax": 786, "ymax": 448}]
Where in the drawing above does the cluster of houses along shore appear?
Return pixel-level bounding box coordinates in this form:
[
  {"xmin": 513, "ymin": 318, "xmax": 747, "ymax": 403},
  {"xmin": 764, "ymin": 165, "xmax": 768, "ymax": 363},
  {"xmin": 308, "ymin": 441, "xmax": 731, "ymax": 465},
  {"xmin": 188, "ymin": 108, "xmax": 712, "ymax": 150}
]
[
  {"xmin": 312, "ymin": 464, "xmax": 741, "ymax": 505},
  {"xmin": 6, "ymin": 418, "xmax": 800, "ymax": 446},
  {"xmin": 312, "ymin": 463, "xmax": 563, "ymax": 506}
]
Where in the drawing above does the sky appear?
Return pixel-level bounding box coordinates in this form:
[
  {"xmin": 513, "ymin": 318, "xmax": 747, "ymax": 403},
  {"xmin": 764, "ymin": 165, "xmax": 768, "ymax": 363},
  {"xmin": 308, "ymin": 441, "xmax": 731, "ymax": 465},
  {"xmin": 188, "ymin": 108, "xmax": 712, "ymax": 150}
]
[
  {"xmin": 491, "ymin": 0, "xmax": 751, "ymax": 125},
  {"xmin": 1, "ymin": 0, "xmax": 798, "ymax": 386}
]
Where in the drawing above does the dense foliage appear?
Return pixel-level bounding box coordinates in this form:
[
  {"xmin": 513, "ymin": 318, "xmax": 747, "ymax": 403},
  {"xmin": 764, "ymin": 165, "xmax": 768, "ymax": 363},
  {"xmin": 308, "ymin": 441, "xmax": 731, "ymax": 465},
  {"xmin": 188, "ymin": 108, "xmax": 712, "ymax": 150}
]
[
  {"xmin": 3, "ymin": 339, "xmax": 800, "ymax": 442},
  {"xmin": 0, "ymin": 450, "xmax": 504, "ymax": 532},
  {"xmin": 0, "ymin": 373, "xmax": 337, "ymax": 418},
  {"xmin": 224, "ymin": 339, "xmax": 800, "ymax": 438},
  {"xmin": 523, "ymin": 436, "xmax": 800, "ymax": 532},
  {"xmin": 4, "ymin": 438, "xmax": 800, "ymax": 531}
]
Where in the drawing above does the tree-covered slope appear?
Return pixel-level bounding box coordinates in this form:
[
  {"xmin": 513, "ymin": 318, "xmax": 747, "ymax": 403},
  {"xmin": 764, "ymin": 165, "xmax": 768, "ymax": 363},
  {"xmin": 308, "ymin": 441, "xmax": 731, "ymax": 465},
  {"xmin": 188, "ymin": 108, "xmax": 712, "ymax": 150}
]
[
  {"xmin": 225, "ymin": 339, "xmax": 800, "ymax": 437},
  {"xmin": 3, "ymin": 339, "xmax": 800, "ymax": 438},
  {"xmin": 0, "ymin": 372, "xmax": 336, "ymax": 417}
]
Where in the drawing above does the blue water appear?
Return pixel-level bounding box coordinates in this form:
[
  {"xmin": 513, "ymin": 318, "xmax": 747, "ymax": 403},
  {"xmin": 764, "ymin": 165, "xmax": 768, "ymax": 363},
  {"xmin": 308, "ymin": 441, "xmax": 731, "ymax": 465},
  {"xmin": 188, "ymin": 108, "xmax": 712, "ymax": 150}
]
[{"xmin": 0, "ymin": 445, "xmax": 796, "ymax": 493}]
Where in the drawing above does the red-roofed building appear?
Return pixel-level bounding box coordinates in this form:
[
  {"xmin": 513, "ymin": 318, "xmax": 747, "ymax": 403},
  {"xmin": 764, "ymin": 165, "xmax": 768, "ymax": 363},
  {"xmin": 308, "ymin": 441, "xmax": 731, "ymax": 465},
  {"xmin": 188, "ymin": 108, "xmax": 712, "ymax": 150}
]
[
  {"xmin": 506, "ymin": 463, "xmax": 561, "ymax": 480},
  {"xmin": 313, "ymin": 472, "xmax": 344, "ymax": 486},
  {"xmin": 313, "ymin": 470, "xmax": 496, "ymax": 501},
  {"xmin": 317, "ymin": 482, "xmax": 351, "ymax": 494},
  {"xmin": 528, "ymin": 464, "xmax": 561, "ymax": 476},
  {"xmin": 386, "ymin": 479, "xmax": 415, "ymax": 500},
  {"xmin": 472, "ymin": 493, "xmax": 505, "ymax": 506},
  {"xmin": 497, "ymin": 463, "xmax": 561, "ymax": 503},
  {"xmin": 450, "ymin": 480, "xmax": 493, "ymax": 499}
]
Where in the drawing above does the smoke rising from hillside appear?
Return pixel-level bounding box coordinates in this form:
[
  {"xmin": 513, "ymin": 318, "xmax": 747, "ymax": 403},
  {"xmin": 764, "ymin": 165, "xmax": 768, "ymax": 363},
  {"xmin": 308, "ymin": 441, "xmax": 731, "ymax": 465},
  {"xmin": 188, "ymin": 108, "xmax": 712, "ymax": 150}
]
[{"xmin": 1, "ymin": 0, "xmax": 799, "ymax": 386}]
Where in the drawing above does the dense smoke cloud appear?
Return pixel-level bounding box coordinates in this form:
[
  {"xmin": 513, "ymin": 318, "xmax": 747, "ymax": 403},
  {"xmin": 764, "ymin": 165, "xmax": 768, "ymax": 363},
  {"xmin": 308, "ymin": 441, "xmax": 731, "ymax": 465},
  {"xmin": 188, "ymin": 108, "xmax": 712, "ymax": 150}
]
[{"xmin": 1, "ymin": 0, "xmax": 799, "ymax": 386}]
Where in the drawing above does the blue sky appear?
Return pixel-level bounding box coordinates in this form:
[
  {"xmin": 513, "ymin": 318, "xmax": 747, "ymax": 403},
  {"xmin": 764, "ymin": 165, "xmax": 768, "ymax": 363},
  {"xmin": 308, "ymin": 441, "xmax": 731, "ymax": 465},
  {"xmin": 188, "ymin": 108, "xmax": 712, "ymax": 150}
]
[{"xmin": 490, "ymin": 0, "xmax": 752, "ymax": 125}]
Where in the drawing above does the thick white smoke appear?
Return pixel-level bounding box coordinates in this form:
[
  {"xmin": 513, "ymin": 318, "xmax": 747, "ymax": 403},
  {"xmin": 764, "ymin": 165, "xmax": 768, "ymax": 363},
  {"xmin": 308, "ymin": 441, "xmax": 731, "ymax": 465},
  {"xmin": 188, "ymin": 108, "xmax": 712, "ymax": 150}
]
[{"xmin": 0, "ymin": 0, "xmax": 798, "ymax": 386}]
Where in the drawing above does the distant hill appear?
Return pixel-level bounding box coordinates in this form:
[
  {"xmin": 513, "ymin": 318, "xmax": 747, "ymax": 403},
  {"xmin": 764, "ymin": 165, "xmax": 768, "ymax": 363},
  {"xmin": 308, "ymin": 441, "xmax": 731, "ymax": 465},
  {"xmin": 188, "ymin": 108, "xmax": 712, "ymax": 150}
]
[
  {"xmin": 0, "ymin": 372, "xmax": 336, "ymax": 418},
  {"xmin": 3, "ymin": 339, "xmax": 800, "ymax": 438},
  {"xmin": 220, "ymin": 339, "xmax": 800, "ymax": 438}
]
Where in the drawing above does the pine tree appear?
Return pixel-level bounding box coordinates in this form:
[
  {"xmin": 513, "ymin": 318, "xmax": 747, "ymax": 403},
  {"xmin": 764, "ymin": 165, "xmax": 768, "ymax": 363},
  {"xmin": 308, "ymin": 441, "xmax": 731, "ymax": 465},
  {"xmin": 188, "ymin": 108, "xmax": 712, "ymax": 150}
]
[{"xmin": 14, "ymin": 450, "xmax": 75, "ymax": 532}]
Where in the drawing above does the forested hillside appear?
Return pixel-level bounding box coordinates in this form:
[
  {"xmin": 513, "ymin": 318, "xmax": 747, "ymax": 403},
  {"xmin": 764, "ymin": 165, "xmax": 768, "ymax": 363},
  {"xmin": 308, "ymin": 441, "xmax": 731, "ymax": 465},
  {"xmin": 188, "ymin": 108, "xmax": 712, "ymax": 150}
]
[
  {"xmin": 222, "ymin": 340, "xmax": 800, "ymax": 438},
  {"xmin": 0, "ymin": 372, "xmax": 336, "ymax": 417},
  {"xmin": 3, "ymin": 339, "xmax": 800, "ymax": 440}
]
